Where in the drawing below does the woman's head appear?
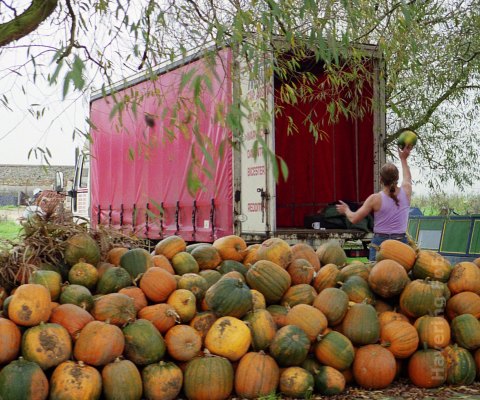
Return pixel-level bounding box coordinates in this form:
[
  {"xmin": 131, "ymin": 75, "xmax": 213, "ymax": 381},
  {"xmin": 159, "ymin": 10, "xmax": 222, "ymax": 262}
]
[
  {"xmin": 380, "ymin": 163, "xmax": 400, "ymax": 206},
  {"xmin": 380, "ymin": 163, "xmax": 399, "ymax": 187}
]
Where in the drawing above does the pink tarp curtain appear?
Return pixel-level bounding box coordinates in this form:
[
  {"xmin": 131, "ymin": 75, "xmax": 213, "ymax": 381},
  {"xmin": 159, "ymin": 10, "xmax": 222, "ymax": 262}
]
[
  {"xmin": 275, "ymin": 63, "xmax": 375, "ymax": 228},
  {"xmin": 90, "ymin": 49, "xmax": 234, "ymax": 242}
]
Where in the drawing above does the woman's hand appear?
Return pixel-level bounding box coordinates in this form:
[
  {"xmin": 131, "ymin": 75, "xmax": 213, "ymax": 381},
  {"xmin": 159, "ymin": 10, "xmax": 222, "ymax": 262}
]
[
  {"xmin": 336, "ymin": 200, "xmax": 350, "ymax": 216},
  {"xmin": 398, "ymin": 145, "xmax": 412, "ymax": 160}
]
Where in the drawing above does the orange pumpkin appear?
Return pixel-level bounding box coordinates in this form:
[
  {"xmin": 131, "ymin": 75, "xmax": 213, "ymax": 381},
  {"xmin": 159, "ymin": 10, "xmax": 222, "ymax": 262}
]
[
  {"xmin": 368, "ymin": 259, "xmax": 410, "ymax": 298},
  {"xmin": 287, "ymin": 259, "xmax": 315, "ymax": 285},
  {"xmin": 414, "ymin": 315, "xmax": 451, "ymax": 349},
  {"xmin": 154, "ymin": 235, "xmax": 187, "ymax": 259},
  {"xmin": 106, "ymin": 247, "xmax": 129, "ymax": 266},
  {"xmin": 408, "ymin": 349, "xmax": 447, "ymax": 388},
  {"xmin": 139, "ymin": 267, "xmax": 177, "ymax": 303},
  {"xmin": 312, "ymin": 264, "xmax": 340, "ymax": 293},
  {"xmin": 353, "ymin": 344, "xmax": 396, "ymax": 389},
  {"xmin": 242, "ymin": 244, "xmax": 260, "ymax": 268},
  {"xmin": 448, "ymin": 261, "xmax": 480, "ymax": 295},
  {"xmin": 235, "ymin": 351, "xmax": 280, "ymax": 399},
  {"xmin": 138, "ymin": 303, "xmax": 179, "ymax": 334},
  {"xmin": 91, "ymin": 293, "xmax": 136, "ymax": 326},
  {"xmin": 189, "ymin": 311, "xmax": 218, "ymax": 340},
  {"xmin": 212, "ymin": 235, "xmax": 247, "ymax": 262},
  {"xmin": 286, "ymin": 304, "xmax": 327, "ymax": 342},
  {"xmin": 8, "ymin": 283, "xmax": 51, "ymax": 326},
  {"xmin": 204, "ymin": 316, "xmax": 251, "ymax": 361},
  {"xmin": 49, "ymin": 303, "xmax": 94, "ymax": 341},
  {"xmin": 118, "ymin": 286, "xmax": 148, "ymax": 312},
  {"xmin": 380, "ymin": 320, "xmax": 419, "ymax": 358},
  {"xmin": 151, "ymin": 254, "xmax": 175, "ymax": 274},
  {"xmin": 0, "ymin": 318, "xmax": 21, "ymax": 364},
  {"xmin": 376, "ymin": 239, "xmax": 416, "ymax": 271},
  {"xmin": 291, "ymin": 243, "xmax": 321, "ymax": 271},
  {"xmin": 378, "ymin": 311, "xmax": 409, "ymax": 328},
  {"xmin": 50, "ymin": 360, "xmax": 102, "ymax": 400},
  {"xmin": 256, "ymin": 237, "xmax": 293, "ymax": 269},
  {"xmin": 165, "ymin": 325, "xmax": 202, "ymax": 362},
  {"xmin": 167, "ymin": 289, "xmax": 197, "ymax": 323},
  {"xmin": 73, "ymin": 321, "xmax": 125, "ymax": 366},
  {"xmin": 446, "ymin": 291, "xmax": 480, "ymax": 319}
]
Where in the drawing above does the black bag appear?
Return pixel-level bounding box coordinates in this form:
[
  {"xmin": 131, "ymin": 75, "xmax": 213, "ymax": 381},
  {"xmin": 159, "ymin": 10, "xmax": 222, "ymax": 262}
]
[{"xmin": 304, "ymin": 202, "xmax": 373, "ymax": 232}]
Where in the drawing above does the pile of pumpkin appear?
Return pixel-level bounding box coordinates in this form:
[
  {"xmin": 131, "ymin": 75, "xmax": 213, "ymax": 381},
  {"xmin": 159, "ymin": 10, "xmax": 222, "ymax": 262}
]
[{"xmin": 1, "ymin": 232, "xmax": 480, "ymax": 400}]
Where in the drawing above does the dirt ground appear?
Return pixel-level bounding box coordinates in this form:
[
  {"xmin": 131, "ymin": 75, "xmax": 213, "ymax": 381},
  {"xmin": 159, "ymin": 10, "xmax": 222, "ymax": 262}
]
[{"xmin": 323, "ymin": 380, "xmax": 480, "ymax": 400}]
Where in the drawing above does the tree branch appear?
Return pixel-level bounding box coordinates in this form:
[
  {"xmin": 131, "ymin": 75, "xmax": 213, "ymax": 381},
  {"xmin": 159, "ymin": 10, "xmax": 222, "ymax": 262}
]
[
  {"xmin": 56, "ymin": 0, "xmax": 76, "ymax": 61},
  {"xmin": 0, "ymin": 0, "xmax": 58, "ymax": 47}
]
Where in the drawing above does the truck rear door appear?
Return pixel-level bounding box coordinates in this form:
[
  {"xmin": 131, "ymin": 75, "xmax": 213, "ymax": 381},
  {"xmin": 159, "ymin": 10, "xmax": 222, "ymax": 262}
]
[{"xmin": 236, "ymin": 54, "xmax": 275, "ymax": 239}]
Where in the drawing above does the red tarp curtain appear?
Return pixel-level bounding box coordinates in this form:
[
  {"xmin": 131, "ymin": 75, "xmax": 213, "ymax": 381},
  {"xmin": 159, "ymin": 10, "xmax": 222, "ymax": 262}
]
[{"xmin": 275, "ymin": 62, "xmax": 375, "ymax": 228}]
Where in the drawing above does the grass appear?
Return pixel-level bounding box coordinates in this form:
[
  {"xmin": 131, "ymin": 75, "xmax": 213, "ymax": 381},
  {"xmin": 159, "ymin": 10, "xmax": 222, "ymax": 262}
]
[{"xmin": 0, "ymin": 221, "xmax": 22, "ymax": 242}]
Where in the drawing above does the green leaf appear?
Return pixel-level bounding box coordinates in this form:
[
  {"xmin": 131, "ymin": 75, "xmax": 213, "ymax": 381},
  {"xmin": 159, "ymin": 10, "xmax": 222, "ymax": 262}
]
[{"xmin": 179, "ymin": 68, "xmax": 197, "ymax": 93}]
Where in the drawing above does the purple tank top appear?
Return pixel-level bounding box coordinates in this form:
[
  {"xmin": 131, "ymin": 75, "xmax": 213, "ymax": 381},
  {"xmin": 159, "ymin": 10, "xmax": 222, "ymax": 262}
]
[{"xmin": 373, "ymin": 188, "xmax": 410, "ymax": 234}]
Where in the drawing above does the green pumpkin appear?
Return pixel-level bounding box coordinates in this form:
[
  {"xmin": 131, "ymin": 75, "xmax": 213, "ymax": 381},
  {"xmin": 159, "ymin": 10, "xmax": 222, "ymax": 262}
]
[
  {"xmin": 444, "ymin": 345, "xmax": 476, "ymax": 385},
  {"xmin": 314, "ymin": 331, "xmax": 355, "ymax": 371},
  {"xmin": 243, "ymin": 309, "xmax": 277, "ymax": 351},
  {"xmin": 21, "ymin": 322, "xmax": 72, "ymax": 370},
  {"xmin": 281, "ymin": 284, "xmax": 317, "ymax": 307},
  {"xmin": 451, "ymin": 314, "xmax": 480, "ymax": 350},
  {"xmin": 120, "ymin": 248, "xmax": 152, "ymax": 279},
  {"xmin": 397, "ymin": 129, "xmax": 417, "ymax": 149},
  {"xmin": 177, "ymin": 273, "xmax": 209, "ymax": 301},
  {"xmin": 412, "ymin": 250, "xmax": 451, "ymax": 282},
  {"xmin": 399, "ymin": 279, "xmax": 450, "ymax": 318},
  {"xmin": 102, "ymin": 358, "xmax": 143, "ymax": 400},
  {"xmin": 142, "ymin": 361, "xmax": 183, "ymax": 400},
  {"xmin": 68, "ymin": 262, "xmax": 98, "ymax": 291},
  {"xmin": 246, "ymin": 260, "xmax": 291, "ymax": 304},
  {"xmin": 341, "ymin": 303, "xmax": 380, "ymax": 346},
  {"xmin": 205, "ymin": 277, "xmax": 253, "ymax": 318},
  {"xmin": 96, "ymin": 266, "xmax": 132, "ymax": 294},
  {"xmin": 269, "ymin": 325, "xmax": 310, "ymax": 367},
  {"xmin": 0, "ymin": 358, "xmax": 49, "ymax": 400},
  {"xmin": 190, "ymin": 244, "xmax": 222, "ymax": 269},
  {"xmin": 64, "ymin": 233, "xmax": 101, "ymax": 266},
  {"xmin": 316, "ymin": 241, "xmax": 347, "ymax": 267},
  {"xmin": 171, "ymin": 252, "xmax": 199, "ymax": 275},
  {"xmin": 217, "ymin": 260, "xmax": 249, "ymax": 276},
  {"xmin": 313, "ymin": 288, "xmax": 349, "ymax": 326},
  {"xmin": 29, "ymin": 269, "xmax": 62, "ymax": 301},
  {"xmin": 339, "ymin": 261, "xmax": 371, "ymax": 282},
  {"xmin": 199, "ymin": 269, "xmax": 222, "ymax": 289},
  {"xmin": 340, "ymin": 275, "xmax": 375, "ymax": 304},
  {"xmin": 183, "ymin": 355, "xmax": 234, "ymax": 400},
  {"xmin": 60, "ymin": 284, "xmax": 94, "ymax": 311},
  {"xmin": 313, "ymin": 365, "xmax": 346, "ymax": 395},
  {"xmin": 122, "ymin": 319, "xmax": 166, "ymax": 365}
]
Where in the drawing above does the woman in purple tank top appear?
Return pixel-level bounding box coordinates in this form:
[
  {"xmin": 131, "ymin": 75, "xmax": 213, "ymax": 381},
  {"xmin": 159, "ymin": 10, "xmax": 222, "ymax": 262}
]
[{"xmin": 336, "ymin": 144, "xmax": 413, "ymax": 261}]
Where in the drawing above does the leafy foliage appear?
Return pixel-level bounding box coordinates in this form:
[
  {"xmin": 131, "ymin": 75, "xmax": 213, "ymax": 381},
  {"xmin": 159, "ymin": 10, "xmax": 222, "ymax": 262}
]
[{"xmin": 0, "ymin": 0, "xmax": 479, "ymax": 191}]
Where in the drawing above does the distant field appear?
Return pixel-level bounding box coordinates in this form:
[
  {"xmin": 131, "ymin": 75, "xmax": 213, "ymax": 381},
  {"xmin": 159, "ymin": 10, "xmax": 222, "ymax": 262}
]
[{"xmin": 0, "ymin": 221, "xmax": 22, "ymax": 242}]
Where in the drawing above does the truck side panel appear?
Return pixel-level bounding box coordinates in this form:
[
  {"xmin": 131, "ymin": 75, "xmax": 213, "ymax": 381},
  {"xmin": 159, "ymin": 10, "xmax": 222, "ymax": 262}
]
[{"xmin": 90, "ymin": 49, "xmax": 234, "ymax": 242}]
